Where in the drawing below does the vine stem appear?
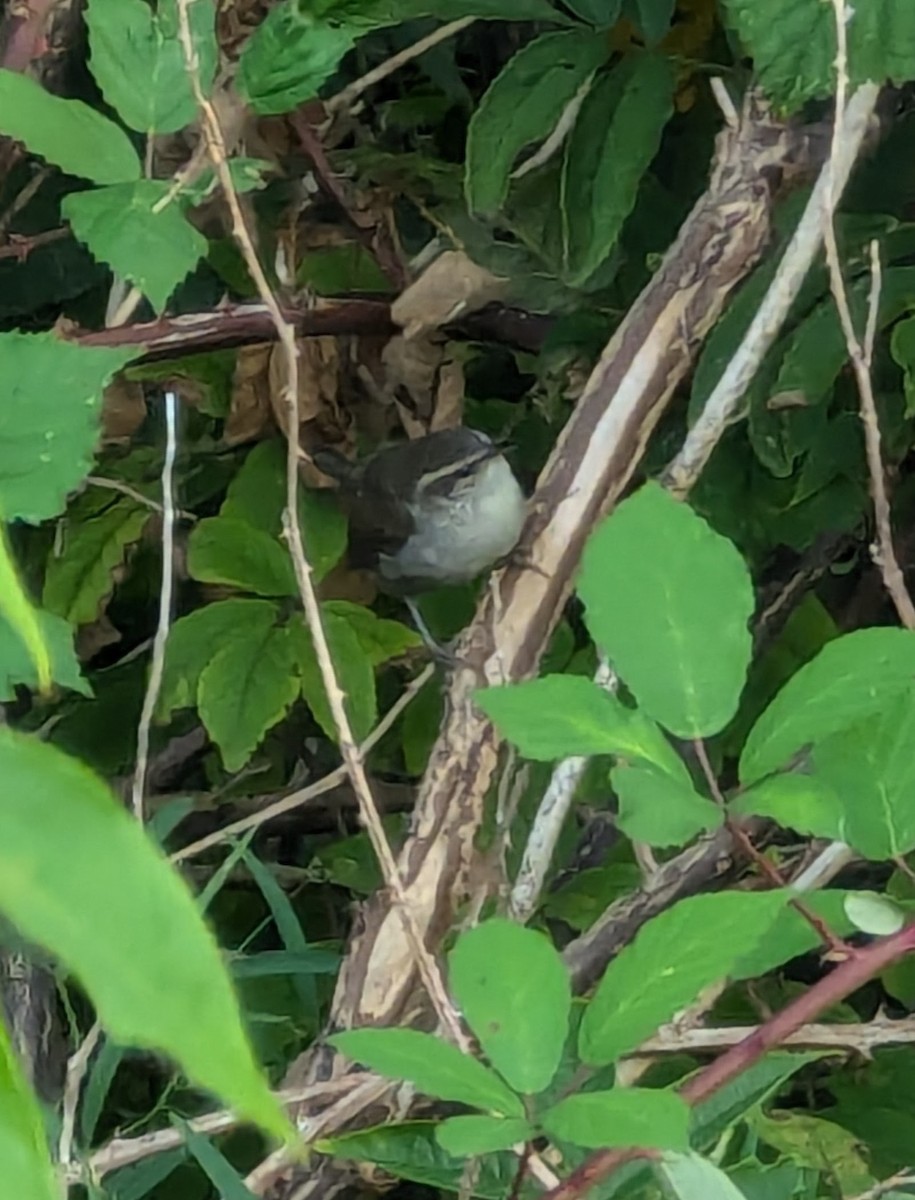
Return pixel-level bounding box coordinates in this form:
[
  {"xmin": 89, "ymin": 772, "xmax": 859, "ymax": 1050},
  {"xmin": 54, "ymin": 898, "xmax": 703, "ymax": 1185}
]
[{"xmin": 173, "ymin": 0, "xmax": 467, "ymax": 1049}]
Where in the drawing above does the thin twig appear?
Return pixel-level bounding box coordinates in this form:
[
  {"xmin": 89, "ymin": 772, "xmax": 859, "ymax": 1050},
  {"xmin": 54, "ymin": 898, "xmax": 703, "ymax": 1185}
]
[
  {"xmin": 170, "ymin": 663, "xmax": 434, "ymax": 863},
  {"xmin": 58, "ymin": 1020, "xmax": 101, "ymax": 1167},
  {"xmin": 510, "ymin": 658, "xmax": 617, "ymax": 922},
  {"xmin": 68, "ymin": 1077, "xmax": 361, "ymax": 1183},
  {"xmin": 130, "ymin": 391, "xmax": 178, "ymax": 821},
  {"xmin": 849, "ymin": 1170, "xmax": 915, "ymax": 1200},
  {"xmin": 325, "ymin": 17, "xmax": 474, "ymax": 116},
  {"xmin": 693, "ymin": 739, "xmax": 848, "ymax": 954},
  {"xmin": 86, "ymin": 474, "xmax": 197, "ymax": 522},
  {"xmin": 176, "ymin": 0, "xmax": 468, "ymax": 1049},
  {"xmin": 0, "ymin": 164, "xmax": 50, "ymax": 237},
  {"xmin": 663, "ymin": 82, "xmax": 881, "ymax": 497},
  {"xmin": 635, "ymin": 1015, "xmax": 915, "ymax": 1056},
  {"xmin": 821, "ymin": 0, "xmax": 915, "ymax": 628}
]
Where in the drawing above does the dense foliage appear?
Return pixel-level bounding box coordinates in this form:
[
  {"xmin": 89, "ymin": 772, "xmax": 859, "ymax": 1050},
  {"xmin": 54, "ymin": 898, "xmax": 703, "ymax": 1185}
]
[{"xmin": 3, "ymin": 1, "xmax": 915, "ymax": 1198}]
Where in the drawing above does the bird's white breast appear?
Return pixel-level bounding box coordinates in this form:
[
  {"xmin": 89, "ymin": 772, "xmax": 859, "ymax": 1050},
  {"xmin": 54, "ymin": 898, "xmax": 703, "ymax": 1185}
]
[{"xmin": 379, "ymin": 456, "xmax": 526, "ymax": 586}]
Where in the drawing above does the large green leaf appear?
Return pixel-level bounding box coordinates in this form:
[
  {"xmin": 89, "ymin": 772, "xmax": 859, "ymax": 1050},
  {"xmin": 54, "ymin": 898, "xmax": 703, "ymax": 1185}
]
[
  {"xmin": 331, "ymin": 1028, "xmax": 524, "ymax": 1116},
  {"xmin": 63, "ymin": 181, "xmax": 208, "ymax": 313},
  {"xmin": 720, "ymin": 0, "xmax": 915, "ymax": 109},
  {"xmin": 0, "ymin": 1020, "xmax": 58, "ymax": 1200},
  {"xmin": 0, "ymin": 70, "xmax": 140, "ymax": 185},
  {"xmin": 198, "ymin": 621, "xmax": 301, "ymax": 770},
  {"xmin": 43, "ymin": 494, "xmax": 151, "ymax": 625},
  {"xmin": 86, "ymin": 0, "xmax": 217, "ymax": 133},
  {"xmin": 465, "ymin": 30, "xmax": 610, "ymax": 217},
  {"xmin": 541, "ymin": 1088, "xmax": 690, "ymax": 1151},
  {"xmin": 739, "ymin": 628, "xmax": 915, "ymax": 785},
  {"xmin": 159, "ymin": 598, "xmax": 280, "ymax": 715},
  {"xmin": 449, "ymin": 919, "xmax": 571, "ymax": 1095},
  {"xmin": 578, "ymin": 483, "xmax": 754, "ymax": 738},
  {"xmin": 0, "ymin": 334, "xmax": 135, "ymax": 523},
  {"xmin": 561, "ymin": 53, "xmax": 674, "ymax": 285},
  {"xmin": 476, "ymin": 674, "xmax": 689, "ymax": 777},
  {"xmin": 0, "ymin": 730, "xmax": 290, "ymax": 1141},
  {"xmin": 187, "ymin": 517, "xmax": 298, "ymax": 597},
  {"xmin": 578, "ymin": 891, "xmax": 789, "ymax": 1065}
]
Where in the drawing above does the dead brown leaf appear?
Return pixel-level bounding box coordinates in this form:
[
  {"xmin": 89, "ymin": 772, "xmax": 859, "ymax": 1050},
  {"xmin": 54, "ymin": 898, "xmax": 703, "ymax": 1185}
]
[
  {"xmin": 391, "ymin": 250, "xmax": 507, "ymax": 339},
  {"xmin": 225, "ymin": 344, "xmax": 273, "ymax": 446},
  {"xmin": 381, "ymin": 335, "xmax": 464, "ymax": 434},
  {"xmin": 101, "ymin": 378, "xmax": 147, "ymax": 444}
]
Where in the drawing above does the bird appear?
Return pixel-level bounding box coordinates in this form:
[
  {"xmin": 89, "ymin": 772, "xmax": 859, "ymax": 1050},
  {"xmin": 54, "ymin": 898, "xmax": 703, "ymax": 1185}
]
[{"xmin": 312, "ymin": 427, "xmax": 526, "ymax": 646}]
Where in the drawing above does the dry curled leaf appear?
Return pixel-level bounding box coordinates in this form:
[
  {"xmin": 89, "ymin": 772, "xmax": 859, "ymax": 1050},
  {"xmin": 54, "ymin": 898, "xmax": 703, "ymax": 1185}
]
[
  {"xmin": 269, "ymin": 336, "xmax": 342, "ymax": 442},
  {"xmin": 391, "ymin": 250, "xmax": 507, "ymax": 339},
  {"xmin": 381, "ymin": 335, "xmax": 464, "ymax": 434},
  {"xmin": 225, "ymin": 344, "xmax": 273, "ymax": 446}
]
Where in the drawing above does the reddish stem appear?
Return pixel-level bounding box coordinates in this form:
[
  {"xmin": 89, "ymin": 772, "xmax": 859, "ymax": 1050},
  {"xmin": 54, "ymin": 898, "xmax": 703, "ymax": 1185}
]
[{"xmin": 540, "ymin": 922, "xmax": 915, "ymax": 1200}]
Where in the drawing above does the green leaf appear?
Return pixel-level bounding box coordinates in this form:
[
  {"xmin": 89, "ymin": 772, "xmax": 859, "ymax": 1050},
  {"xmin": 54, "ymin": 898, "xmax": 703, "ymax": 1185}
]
[
  {"xmin": 563, "ymin": 0, "xmax": 623, "ymax": 26},
  {"xmin": 541, "ymin": 1088, "xmax": 691, "ymax": 1151},
  {"xmin": 465, "ymin": 30, "xmax": 610, "ymax": 217},
  {"xmin": 221, "ymin": 440, "xmax": 347, "ymax": 581},
  {"xmin": 811, "ymin": 692, "xmax": 915, "ymax": 860},
  {"xmin": 690, "ymin": 1052, "xmax": 829, "ymax": 1150},
  {"xmin": 0, "ymin": 730, "xmax": 290, "ymax": 1142},
  {"xmin": 187, "ymin": 517, "xmax": 298, "ymax": 597},
  {"xmin": 177, "ymin": 1117, "xmax": 258, "ymax": 1199},
  {"xmin": 322, "ymin": 600, "xmax": 421, "ymax": 664},
  {"xmin": 86, "ymin": 0, "xmax": 217, "ymax": 133},
  {"xmin": 751, "ymin": 1110, "xmax": 874, "ymax": 1195},
  {"xmin": 613, "ymin": 762, "xmax": 723, "ymax": 848},
  {"xmin": 0, "ymin": 1019, "xmax": 58, "ymax": 1200},
  {"xmin": 766, "ymin": 268, "xmax": 915, "ymax": 419},
  {"xmin": 330, "ymin": 1028, "xmax": 524, "ymax": 1117},
  {"xmin": 731, "ymin": 892, "xmax": 856, "ymax": 982},
  {"xmin": 237, "ymin": 5, "xmax": 355, "ymax": 115},
  {"xmin": 240, "ymin": 847, "xmax": 319, "ymax": 1021},
  {"xmin": 720, "ymin": 0, "xmax": 915, "ymax": 109},
  {"xmin": 739, "ymin": 628, "xmax": 915, "ymax": 785},
  {"xmin": 198, "ymin": 621, "xmax": 301, "ymax": 771},
  {"xmin": 291, "ymin": 610, "xmax": 377, "ymax": 741},
  {"xmin": 561, "ymin": 54, "xmax": 674, "ymax": 284},
  {"xmin": 630, "ymin": 0, "xmax": 676, "ymax": 42},
  {"xmin": 318, "ymin": 1121, "xmax": 505, "ymax": 1195},
  {"xmin": 364, "ymin": 0, "xmax": 567, "ymax": 17},
  {"xmin": 655, "ymin": 1150, "xmax": 750, "ymax": 1199},
  {"xmin": 578, "ymin": 483, "xmax": 754, "ymax": 738},
  {"xmin": 730, "ymin": 773, "xmax": 848, "ymax": 843},
  {"xmin": 436, "ymin": 1115, "xmax": 533, "ymax": 1157},
  {"xmin": 476, "ymin": 674, "xmax": 689, "ymax": 778},
  {"xmin": 449, "ymin": 918, "xmax": 571, "ymax": 1095},
  {"xmin": 0, "ymin": 70, "xmax": 141, "ymax": 185},
  {"xmin": 892, "ymin": 314, "xmax": 915, "ymax": 417},
  {"xmin": 160, "ymin": 598, "xmax": 279, "ymax": 716},
  {"xmin": 578, "ymin": 891, "xmax": 789, "ymax": 1065},
  {"xmin": 43, "ymin": 494, "xmax": 151, "ymax": 625},
  {"xmin": 63, "ymin": 181, "xmax": 208, "ymax": 312},
  {"xmin": 0, "ymin": 609, "xmax": 90, "ymax": 701},
  {"xmin": 0, "ymin": 333, "xmax": 135, "ymax": 523}
]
